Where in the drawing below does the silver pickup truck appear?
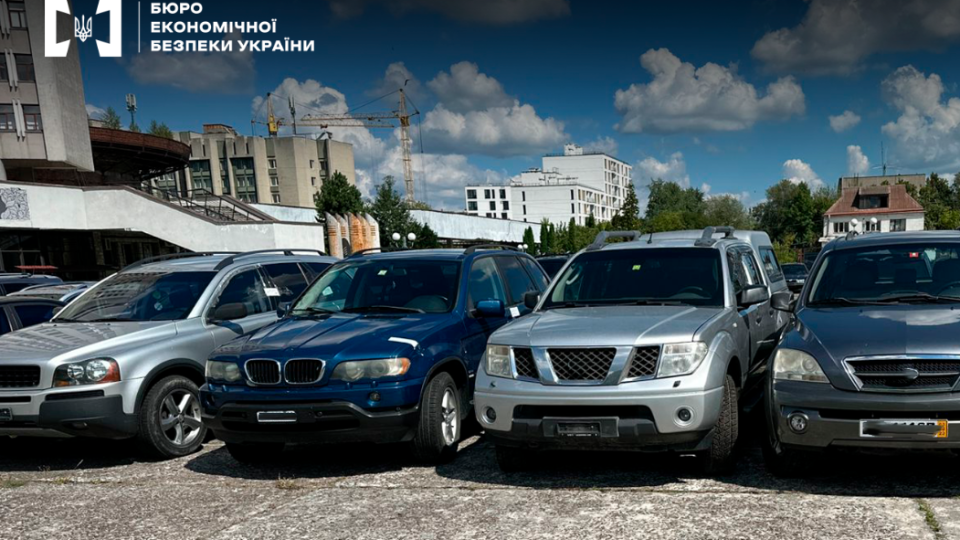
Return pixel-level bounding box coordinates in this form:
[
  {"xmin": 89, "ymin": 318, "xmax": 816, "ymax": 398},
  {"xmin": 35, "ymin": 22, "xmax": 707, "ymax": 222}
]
[{"xmin": 474, "ymin": 227, "xmax": 789, "ymax": 474}]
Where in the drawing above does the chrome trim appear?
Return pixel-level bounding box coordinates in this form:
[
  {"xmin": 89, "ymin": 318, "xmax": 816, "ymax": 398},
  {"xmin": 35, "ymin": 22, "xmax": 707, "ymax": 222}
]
[
  {"xmin": 508, "ymin": 347, "xmax": 539, "ymax": 382},
  {"xmin": 543, "ymin": 346, "xmax": 629, "ymax": 386},
  {"xmin": 843, "ymin": 354, "xmax": 960, "ymax": 394},
  {"xmin": 283, "ymin": 358, "xmax": 326, "ymax": 385},
  {"xmin": 619, "ymin": 346, "xmax": 663, "ymax": 383},
  {"xmin": 244, "ymin": 358, "xmax": 282, "ymax": 386}
]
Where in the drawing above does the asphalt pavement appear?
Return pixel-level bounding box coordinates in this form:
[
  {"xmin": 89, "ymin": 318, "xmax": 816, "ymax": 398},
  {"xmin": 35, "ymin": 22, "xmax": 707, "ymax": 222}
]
[{"xmin": 1, "ymin": 423, "xmax": 958, "ymax": 540}]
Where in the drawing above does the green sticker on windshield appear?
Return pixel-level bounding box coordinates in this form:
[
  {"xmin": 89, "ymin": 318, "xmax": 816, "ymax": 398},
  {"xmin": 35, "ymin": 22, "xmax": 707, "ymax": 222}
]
[
  {"xmin": 378, "ymin": 269, "xmax": 388, "ymax": 276},
  {"xmin": 632, "ymin": 265, "xmax": 642, "ymax": 271}
]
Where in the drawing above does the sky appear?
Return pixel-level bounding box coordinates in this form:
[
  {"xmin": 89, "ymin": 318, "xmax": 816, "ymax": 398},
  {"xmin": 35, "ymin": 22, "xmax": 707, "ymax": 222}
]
[{"xmin": 76, "ymin": 0, "xmax": 960, "ymax": 210}]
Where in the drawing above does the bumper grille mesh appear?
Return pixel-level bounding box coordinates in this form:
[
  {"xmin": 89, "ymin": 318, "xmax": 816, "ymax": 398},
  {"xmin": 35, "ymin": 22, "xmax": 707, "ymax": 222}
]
[
  {"xmin": 847, "ymin": 358, "xmax": 960, "ymax": 392},
  {"xmin": 284, "ymin": 359, "xmax": 324, "ymax": 384},
  {"xmin": 245, "ymin": 360, "xmax": 281, "ymax": 385},
  {"xmin": 548, "ymin": 348, "xmax": 615, "ymax": 382},
  {"xmin": 626, "ymin": 346, "xmax": 660, "ymax": 379},
  {"xmin": 0, "ymin": 366, "xmax": 40, "ymax": 388},
  {"xmin": 513, "ymin": 348, "xmax": 538, "ymax": 380}
]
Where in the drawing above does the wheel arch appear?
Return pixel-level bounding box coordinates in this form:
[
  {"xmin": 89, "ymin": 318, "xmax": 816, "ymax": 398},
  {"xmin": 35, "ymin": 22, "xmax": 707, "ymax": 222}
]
[{"xmin": 134, "ymin": 359, "xmax": 206, "ymax": 414}]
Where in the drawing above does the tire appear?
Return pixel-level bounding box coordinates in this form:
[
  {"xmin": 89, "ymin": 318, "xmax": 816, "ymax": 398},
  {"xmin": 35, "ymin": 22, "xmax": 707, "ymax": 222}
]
[
  {"xmin": 411, "ymin": 372, "xmax": 461, "ymax": 464},
  {"xmin": 495, "ymin": 445, "xmax": 532, "ymax": 473},
  {"xmin": 225, "ymin": 442, "xmax": 285, "ymax": 464},
  {"xmin": 697, "ymin": 374, "xmax": 739, "ymax": 475},
  {"xmin": 762, "ymin": 433, "xmax": 807, "ymax": 477},
  {"xmin": 136, "ymin": 375, "xmax": 207, "ymax": 459}
]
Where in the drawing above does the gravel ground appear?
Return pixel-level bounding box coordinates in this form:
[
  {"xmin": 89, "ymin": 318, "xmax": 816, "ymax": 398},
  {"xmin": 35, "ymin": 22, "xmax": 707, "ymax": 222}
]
[{"xmin": 1, "ymin": 425, "xmax": 958, "ymax": 540}]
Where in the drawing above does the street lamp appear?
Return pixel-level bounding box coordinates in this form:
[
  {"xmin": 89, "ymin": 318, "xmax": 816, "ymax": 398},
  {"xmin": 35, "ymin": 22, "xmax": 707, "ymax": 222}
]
[{"xmin": 392, "ymin": 231, "xmax": 417, "ymax": 248}]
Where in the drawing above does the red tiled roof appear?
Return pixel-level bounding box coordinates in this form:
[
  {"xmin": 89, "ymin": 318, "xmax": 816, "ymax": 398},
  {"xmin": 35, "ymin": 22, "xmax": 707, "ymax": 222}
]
[{"xmin": 824, "ymin": 185, "xmax": 924, "ymax": 217}]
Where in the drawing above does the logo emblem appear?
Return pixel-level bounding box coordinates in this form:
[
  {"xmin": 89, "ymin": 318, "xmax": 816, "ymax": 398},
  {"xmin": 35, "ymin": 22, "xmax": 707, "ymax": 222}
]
[
  {"xmin": 45, "ymin": 0, "xmax": 122, "ymax": 57},
  {"xmin": 901, "ymin": 367, "xmax": 920, "ymax": 381}
]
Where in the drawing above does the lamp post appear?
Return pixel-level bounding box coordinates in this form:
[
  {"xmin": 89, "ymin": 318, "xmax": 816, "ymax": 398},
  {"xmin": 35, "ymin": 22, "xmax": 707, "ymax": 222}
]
[{"xmin": 392, "ymin": 232, "xmax": 417, "ymax": 248}]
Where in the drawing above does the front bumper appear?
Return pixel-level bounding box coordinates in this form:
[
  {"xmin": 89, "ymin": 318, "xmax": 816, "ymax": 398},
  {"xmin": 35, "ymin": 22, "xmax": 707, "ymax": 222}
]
[
  {"xmin": 474, "ymin": 376, "xmax": 722, "ymax": 451},
  {"xmin": 771, "ymin": 380, "xmax": 960, "ymax": 450},
  {"xmin": 0, "ymin": 381, "xmax": 140, "ymax": 439},
  {"xmin": 201, "ymin": 379, "xmax": 424, "ymax": 445}
]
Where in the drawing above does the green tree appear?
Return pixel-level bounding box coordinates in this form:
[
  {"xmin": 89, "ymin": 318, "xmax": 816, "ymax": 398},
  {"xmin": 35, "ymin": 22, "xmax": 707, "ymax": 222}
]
[
  {"xmin": 703, "ymin": 195, "xmax": 754, "ymax": 230},
  {"xmin": 565, "ymin": 218, "xmax": 577, "ymax": 253},
  {"xmin": 368, "ymin": 176, "xmax": 425, "ymax": 248},
  {"xmin": 539, "ymin": 219, "xmax": 557, "ymax": 254},
  {"xmin": 100, "ymin": 107, "xmax": 122, "ymax": 130},
  {"xmin": 645, "ymin": 179, "xmax": 706, "ymax": 222},
  {"xmin": 919, "ymin": 173, "xmax": 956, "ymax": 230},
  {"xmin": 611, "ymin": 181, "xmax": 642, "ymax": 231},
  {"xmin": 148, "ymin": 120, "xmax": 174, "ymax": 139},
  {"xmin": 772, "ymin": 233, "xmax": 798, "ymax": 264},
  {"xmin": 647, "ymin": 211, "xmax": 688, "ymax": 233},
  {"xmin": 314, "ymin": 171, "xmax": 364, "ymax": 218},
  {"xmin": 409, "ymin": 222, "xmax": 441, "ymax": 248},
  {"xmin": 522, "ymin": 227, "xmax": 537, "ymax": 255},
  {"xmin": 753, "ymin": 180, "xmax": 825, "ymax": 244},
  {"xmin": 129, "ymin": 121, "xmax": 141, "ymax": 133}
]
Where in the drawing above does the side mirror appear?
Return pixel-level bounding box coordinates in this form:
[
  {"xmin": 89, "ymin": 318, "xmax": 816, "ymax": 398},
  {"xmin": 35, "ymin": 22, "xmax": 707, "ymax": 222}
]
[
  {"xmin": 737, "ymin": 285, "xmax": 770, "ymax": 308},
  {"xmin": 771, "ymin": 290, "xmax": 797, "ymax": 312},
  {"xmin": 523, "ymin": 291, "xmax": 540, "ymax": 310},
  {"xmin": 212, "ymin": 302, "xmax": 248, "ymax": 322},
  {"xmin": 475, "ymin": 299, "xmax": 505, "ymax": 318}
]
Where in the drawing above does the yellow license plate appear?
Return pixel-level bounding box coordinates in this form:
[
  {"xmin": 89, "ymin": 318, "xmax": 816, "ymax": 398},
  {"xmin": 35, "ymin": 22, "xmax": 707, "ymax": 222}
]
[{"xmin": 937, "ymin": 420, "xmax": 949, "ymax": 438}]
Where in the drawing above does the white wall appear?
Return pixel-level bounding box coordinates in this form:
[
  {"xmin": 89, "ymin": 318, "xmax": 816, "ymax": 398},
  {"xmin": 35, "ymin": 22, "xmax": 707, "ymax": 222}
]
[
  {"xmin": 410, "ymin": 210, "xmax": 540, "ymax": 243},
  {"xmin": 821, "ymin": 212, "xmax": 925, "ymax": 241}
]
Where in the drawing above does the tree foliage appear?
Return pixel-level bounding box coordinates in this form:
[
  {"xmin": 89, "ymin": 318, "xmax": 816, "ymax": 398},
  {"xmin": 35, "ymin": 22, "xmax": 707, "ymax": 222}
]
[
  {"xmin": 703, "ymin": 195, "xmax": 754, "ymax": 230},
  {"xmin": 314, "ymin": 171, "xmax": 364, "ymax": 218},
  {"xmin": 366, "ymin": 177, "xmax": 441, "ymax": 249},
  {"xmin": 752, "ymin": 181, "xmax": 836, "ymax": 245},
  {"xmin": 918, "ymin": 173, "xmax": 960, "ymax": 230},
  {"xmin": 611, "ymin": 181, "xmax": 642, "ymax": 231},
  {"xmin": 522, "ymin": 227, "xmax": 537, "ymax": 255},
  {"xmin": 100, "ymin": 107, "xmax": 122, "ymax": 130},
  {"xmin": 148, "ymin": 120, "xmax": 174, "ymax": 139},
  {"xmin": 129, "ymin": 121, "xmax": 141, "ymax": 133}
]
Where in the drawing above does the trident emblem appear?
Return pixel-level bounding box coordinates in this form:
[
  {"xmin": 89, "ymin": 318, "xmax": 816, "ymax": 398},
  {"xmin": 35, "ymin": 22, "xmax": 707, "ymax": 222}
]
[{"xmin": 74, "ymin": 15, "xmax": 92, "ymax": 42}]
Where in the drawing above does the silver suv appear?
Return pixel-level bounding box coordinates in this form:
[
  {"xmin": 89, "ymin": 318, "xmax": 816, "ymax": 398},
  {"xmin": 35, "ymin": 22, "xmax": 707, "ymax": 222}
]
[
  {"xmin": 0, "ymin": 249, "xmax": 336, "ymax": 458},
  {"xmin": 475, "ymin": 227, "xmax": 788, "ymax": 474}
]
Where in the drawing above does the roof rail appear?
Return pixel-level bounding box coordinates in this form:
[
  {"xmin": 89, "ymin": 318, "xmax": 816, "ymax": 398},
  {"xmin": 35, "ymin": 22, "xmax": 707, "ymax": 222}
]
[
  {"xmin": 213, "ymin": 249, "xmax": 328, "ymax": 271},
  {"xmin": 122, "ymin": 252, "xmax": 238, "ymax": 272},
  {"xmin": 586, "ymin": 231, "xmax": 641, "ymax": 251},
  {"xmin": 694, "ymin": 226, "xmax": 737, "ymax": 247},
  {"xmin": 347, "ymin": 247, "xmax": 400, "ymax": 258},
  {"xmin": 843, "ymin": 231, "xmax": 860, "ymax": 241},
  {"xmin": 463, "ymin": 244, "xmax": 519, "ymax": 255}
]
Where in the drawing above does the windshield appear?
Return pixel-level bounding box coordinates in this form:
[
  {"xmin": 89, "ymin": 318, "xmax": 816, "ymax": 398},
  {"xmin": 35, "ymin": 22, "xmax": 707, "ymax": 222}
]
[
  {"xmin": 542, "ymin": 248, "xmax": 724, "ymax": 308},
  {"xmin": 782, "ymin": 264, "xmax": 807, "ymax": 278},
  {"xmin": 808, "ymin": 243, "xmax": 960, "ymax": 305},
  {"xmin": 292, "ymin": 259, "xmax": 461, "ymax": 315},
  {"xmin": 56, "ymin": 271, "xmax": 215, "ymax": 322},
  {"xmin": 537, "ymin": 258, "xmax": 567, "ymax": 278}
]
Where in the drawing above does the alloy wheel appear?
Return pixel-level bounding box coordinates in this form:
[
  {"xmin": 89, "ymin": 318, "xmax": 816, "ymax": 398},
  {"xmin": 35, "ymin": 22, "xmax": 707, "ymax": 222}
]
[
  {"xmin": 158, "ymin": 389, "xmax": 202, "ymax": 447},
  {"xmin": 440, "ymin": 387, "xmax": 458, "ymax": 446}
]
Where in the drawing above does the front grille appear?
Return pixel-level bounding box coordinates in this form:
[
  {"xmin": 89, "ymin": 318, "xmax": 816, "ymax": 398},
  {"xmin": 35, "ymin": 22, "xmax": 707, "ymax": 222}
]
[
  {"xmin": 846, "ymin": 358, "xmax": 960, "ymax": 393},
  {"xmin": 0, "ymin": 366, "xmax": 40, "ymax": 388},
  {"xmin": 626, "ymin": 346, "xmax": 660, "ymax": 379},
  {"xmin": 284, "ymin": 359, "xmax": 324, "ymax": 384},
  {"xmin": 548, "ymin": 348, "xmax": 616, "ymax": 383},
  {"xmin": 513, "ymin": 348, "xmax": 538, "ymax": 380},
  {"xmin": 514, "ymin": 405, "xmax": 653, "ymax": 420},
  {"xmin": 245, "ymin": 360, "xmax": 281, "ymax": 385}
]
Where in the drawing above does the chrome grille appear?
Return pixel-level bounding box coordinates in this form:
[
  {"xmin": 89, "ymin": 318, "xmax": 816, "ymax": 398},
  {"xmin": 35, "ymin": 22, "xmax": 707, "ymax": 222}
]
[
  {"xmin": 626, "ymin": 346, "xmax": 660, "ymax": 379},
  {"xmin": 548, "ymin": 348, "xmax": 615, "ymax": 383},
  {"xmin": 846, "ymin": 357, "xmax": 960, "ymax": 393},
  {"xmin": 513, "ymin": 348, "xmax": 538, "ymax": 380},
  {"xmin": 284, "ymin": 359, "xmax": 325, "ymax": 384},
  {"xmin": 245, "ymin": 359, "xmax": 281, "ymax": 385},
  {"xmin": 0, "ymin": 366, "xmax": 40, "ymax": 388}
]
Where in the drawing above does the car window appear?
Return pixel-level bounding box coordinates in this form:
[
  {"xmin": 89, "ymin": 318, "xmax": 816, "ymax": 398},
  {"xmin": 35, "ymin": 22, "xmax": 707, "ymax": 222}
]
[
  {"xmin": 57, "ymin": 271, "xmax": 215, "ymax": 322},
  {"xmin": 212, "ymin": 269, "xmax": 271, "ymax": 316},
  {"xmin": 467, "ymin": 257, "xmax": 507, "ymax": 311},
  {"xmin": 520, "ymin": 257, "xmax": 550, "ymax": 290},
  {"xmin": 496, "ymin": 256, "xmax": 537, "ymax": 305},
  {"xmin": 302, "ymin": 262, "xmax": 331, "ymax": 280},
  {"xmin": 262, "ymin": 263, "xmax": 308, "ymax": 303},
  {"xmin": 727, "ymin": 252, "xmax": 744, "ymax": 296},
  {"xmin": 758, "ymin": 247, "xmax": 784, "ymax": 282},
  {"xmin": 2, "ymin": 283, "xmax": 32, "ymax": 294},
  {"xmin": 537, "ymin": 258, "xmax": 567, "ymax": 278},
  {"xmin": 0, "ymin": 310, "xmax": 9, "ymax": 334},
  {"xmin": 739, "ymin": 251, "xmax": 763, "ymax": 286},
  {"xmin": 14, "ymin": 304, "xmax": 55, "ymax": 327}
]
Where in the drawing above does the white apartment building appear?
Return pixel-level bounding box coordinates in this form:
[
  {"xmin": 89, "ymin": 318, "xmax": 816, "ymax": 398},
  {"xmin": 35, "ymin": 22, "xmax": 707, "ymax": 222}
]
[
  {"xmin": 820, "ymin": 184, "xmax": 925, "ymax": 243},
  {"xmin": 464, "ymin": 144, "xmax": 632, "ymax": 225}
]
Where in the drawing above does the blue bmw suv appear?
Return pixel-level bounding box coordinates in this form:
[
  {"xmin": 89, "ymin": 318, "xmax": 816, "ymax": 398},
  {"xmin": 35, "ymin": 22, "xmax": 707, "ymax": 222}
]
[{"xmin": 201, "ymin": 246, "xmax": 550, "ymax": 464}]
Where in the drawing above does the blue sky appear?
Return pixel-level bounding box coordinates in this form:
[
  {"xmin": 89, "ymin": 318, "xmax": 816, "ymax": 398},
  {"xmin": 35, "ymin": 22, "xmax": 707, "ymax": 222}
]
[{"xmin": 76, "ymin": 0, "xmax": 960, "ymax": 209}]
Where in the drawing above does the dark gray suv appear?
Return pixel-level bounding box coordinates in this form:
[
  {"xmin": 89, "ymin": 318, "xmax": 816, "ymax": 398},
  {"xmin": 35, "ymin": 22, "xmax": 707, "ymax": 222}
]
[{"xmin": 765, "ymin": 231, "xmax": 960, "ymax": 475}]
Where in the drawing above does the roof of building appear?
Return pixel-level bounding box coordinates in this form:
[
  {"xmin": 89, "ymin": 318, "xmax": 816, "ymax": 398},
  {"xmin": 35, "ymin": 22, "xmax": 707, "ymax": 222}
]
[{"xmin": 824, "ymin": 185, "xmax": 924, "ymax": 217}]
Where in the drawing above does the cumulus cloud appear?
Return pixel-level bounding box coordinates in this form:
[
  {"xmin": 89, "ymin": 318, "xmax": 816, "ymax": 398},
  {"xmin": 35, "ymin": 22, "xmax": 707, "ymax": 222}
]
[
  {"xmin": 881, "ymin": 65, "xmax": 960, "ymax": 170},
  {"xmin": 581, "ymin": 136, "xmax": 618, "ymax": 156},
  {"xmin": 127, "ymin": 32, "xmax": 255, "ymax": 94},
  {"xmin": 782, "ymin": 159, "xmax": 824, "ymax": 188},
  {"xmin": 752, "ymin": 0, "xmax": 960, "ymax": 76},
  {"xmin": 847, "ymin": 145, "xmax": 871, "ymax": 176},
  {"xmin": 326, "ymin": 0, "xmax": 570, "ymax": 25},
  {"xmin": 829, "ymin": 110, "xmax": 861, "ymax": 132},
  {"xmin": 367, "ymin": 61, "xmax": 424, "ymax": 101},
  {"xmin": 420, "ymin": 62, "xmax": 567, "ymax": 157},
  {"xmin": 635, "ymin": 152, "xmax": 691, "ymax": 186},
  {"xmin": 86, "ymin": 104, "xmax": 106, "ymax": 119},
  {"xmin": 613, "ymin": 48, "xmax": 805, "ymax": 134}
]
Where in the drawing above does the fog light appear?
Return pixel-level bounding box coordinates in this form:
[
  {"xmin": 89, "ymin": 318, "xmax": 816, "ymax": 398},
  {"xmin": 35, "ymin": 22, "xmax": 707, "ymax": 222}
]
[
  {"xmin": 788, "ymin": 412, "xmax": 808, "ymax": 434},
  {"xmin": 676, "ymin": 407, "xmax": 693, "ymax": 426},
  {"xmin": 484, "ymin": 407, "xmax": 497, "ymax": 423},
  {"xmin": 368, "ymin": 391, "xmax": 381, "ymax": 402}
]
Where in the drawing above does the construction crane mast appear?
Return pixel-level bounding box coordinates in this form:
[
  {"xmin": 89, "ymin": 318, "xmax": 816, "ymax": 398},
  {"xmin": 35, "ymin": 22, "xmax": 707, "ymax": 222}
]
[
  {"xmin": 298, "ymin": 89, "xmax": 420, "ymax": 202},
  {"xmin": 251, "ymin": 92, "xmax": 283, "ymax": 137}
]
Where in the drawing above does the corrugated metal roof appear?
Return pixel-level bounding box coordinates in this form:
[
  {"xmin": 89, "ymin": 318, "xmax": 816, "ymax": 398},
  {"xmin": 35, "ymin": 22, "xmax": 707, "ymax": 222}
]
[{"xmin": 825, "ymin": 184, "xmax": 924, "ymax": 216}]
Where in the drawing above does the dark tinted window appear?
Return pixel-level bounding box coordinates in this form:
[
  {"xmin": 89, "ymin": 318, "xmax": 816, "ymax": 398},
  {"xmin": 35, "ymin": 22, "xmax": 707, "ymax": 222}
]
[
  {"xmin": 727, "ymin": 252, "xmax": 744, "ymax": 296},
  {"xmin": 496, "ymin": 256, "xmax": 537, "ymax": 305},
  {"xmin": 782, "ymin": 264, "xmax": 807, "ymax": 278},
  {"xmin": 466, "ymin": 258, "xmax": 507, "ymax": 311},
  {"xmin": 263, "ymin": 263, "xmax": 308, "ymax": 303},
  {"xmin": 58, "ymin": 272, "xmax": 215, "ymax": 322},
  {"xmin": 14, "ymin": 304, "xmax": 55, "ymax": 327},
  {"xmin": 545, "ymin": 249, "xmax": 724, "ymax": 308},
  {"xmin": 759, "ymin": 247, "xmax": 783, "ymax": 282},
  {"xmin": 520, "ymin": 257, "xmax": 550, "ymax": 290},
  {"xmin": 213, "ymin": 269, "xmax": 271, "ymax": 316},
  {"xmin": 740, "ymin": 252, "xmax": 763, "ymax": 286},
  {"xmin": 2, "ymin": 283, "xmax": 32, "ymax": 294},
  {"xmin": 0, "ymin": 310, "xmax": 9, "ymax": 334},
  {"xmin": 303, "ymin": 262, "xmax": 331, "ymax": 280},
  {"xmin": 537, "ymin": 258, "xmax": 567, "ymax": 278}
]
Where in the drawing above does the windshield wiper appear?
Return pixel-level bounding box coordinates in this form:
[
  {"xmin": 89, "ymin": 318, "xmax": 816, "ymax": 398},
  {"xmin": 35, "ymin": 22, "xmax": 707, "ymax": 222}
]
[
  {"xmin": 80, "ymin": 317, "xmax": 140, "ymax": 323},
  {"xmin": 874, "ymin": 293, "xmax": 960, "ymax": 304},
  {"xmin": 808, "ymin": 297, "xmax": 886, "ymax": 307},
  {"xmin": 342, "ymin": 305, "xmax": 425, "ymax": 314},
  {"xmin": 290, "ymin": 307, "xmax": 337, "ymax": 317},
  {"xmin": 541, "ymin": 302, "xmax": 600, "ymax": 310},
  {"xmin": 627, "ymin": 300, "xmax": 690, "ymax": 306}
]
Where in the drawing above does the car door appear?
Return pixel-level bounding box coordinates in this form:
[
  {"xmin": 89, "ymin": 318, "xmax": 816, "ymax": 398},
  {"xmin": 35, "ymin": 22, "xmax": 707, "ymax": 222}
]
[
  {"xmin": 519, "ymin": 256, "xmax": 551, "ymax": 295},
  {"xmin": 206, "ymin": 266, "xmax": 279, "ymax": 348},
  {"xmin": 736, "ymin": 248, "xmax": 777, "ymax": 371},
  {"xmin": 460, "ymin": 256, "xmax": 510, "ymax": 375},
  {"xmin": 495, "ymin": 255, "xmax": 541, "ymax": 317}
]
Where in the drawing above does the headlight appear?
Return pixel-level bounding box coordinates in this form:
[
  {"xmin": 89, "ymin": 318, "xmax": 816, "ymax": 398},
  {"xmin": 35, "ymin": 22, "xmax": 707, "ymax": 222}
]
[
  {"xmin": 773, "ymin": 348, "xmax": 828, "ymax": 383},
  {"xmin": 53, "ymin": 358, "xmax": 120, "ymax": 387},
  {"xmin": 484, "ymin": 345, "xmax": 513, "ymax": 379},
  {"xmin": 331, "ymin": 358, "xmax": 411, "ymax": 382},
  {"xmin": 205, "ymin": 360, "xmax": 242, "ymax": 383},
  {"xmin": 656, "ymin": 342, "xmax": 709, "ymax": 378}
]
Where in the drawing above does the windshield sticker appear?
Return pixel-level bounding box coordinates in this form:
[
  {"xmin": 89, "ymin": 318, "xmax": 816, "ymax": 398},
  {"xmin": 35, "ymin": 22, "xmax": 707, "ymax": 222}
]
[
  {"xmin": 632, "ymin": 265, "xmax": 641, "ymax": 271},
  {"xmin": 378, "ymin": 269, "xmax": 388, "ymax": 276},
  {"xmin": 264, "ymin": 287, "xmax": 281, "ymax": 297},
  {"xmin": 322, "ymin": 286, "xmax": 333, "ymax": 296},
  {"xmin": 153, "ymin": 302, "xmax": 163, "ymax": 311},
  {"xmin": 509, "ymin": 306, "xmax": 521, "ymax": 318}
]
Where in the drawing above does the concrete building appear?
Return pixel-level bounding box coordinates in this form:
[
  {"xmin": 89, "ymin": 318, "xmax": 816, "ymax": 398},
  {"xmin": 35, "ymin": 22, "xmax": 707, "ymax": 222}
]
[
  {"xmin": 464, "ymin": 144, "xmax": 631, "ymax": 225},
  {"xmin": 170, "ymin": 125, "xmax": 356, "ymax": 208},
  {"xmin": 820, "ymin": 184, "xmax": 925, "ymax": 243}
]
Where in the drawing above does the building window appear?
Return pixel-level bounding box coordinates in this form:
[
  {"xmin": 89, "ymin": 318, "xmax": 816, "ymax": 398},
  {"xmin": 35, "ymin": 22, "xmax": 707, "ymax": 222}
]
[
  {"xmin": 190, "ymin": 160, "xmax": 213, "ymax": 192},
  {"xmin": 9, "ymin": 2, "xmax": 26, "ymax": 28},
  {"xmin": 502, "ymin": 201, "xmax": 510, "ymax": 211},
  {"xmin": 0, "ymin": 105, "xmax": 15, "ymax": 131},
  {"xmin": 832, "ymin": 221, "xmax": 849, "ymax": 234},
  {"xmin": 523, "ymin": 205, "xmax": 526, "ymax": 215},
  {"xmin": 310, "ymin": 159, "xmax": 315, "ymax": 168},
  {"xmin": 311, "ymin": 177, "xmax": 316, "ymax": 186},
  {"xmin": 891, "ymin": 218, "xmax": 907, "ymax": 232},
  {"xmin": 489, "ymin": 201, "xmax": 496, "ymax": 211},
  {"xmin": 864, "ymin": 220, "xmax": 880, "ymax": 232},
  {"xmin": 466, "ymin": 189, "xmax": 477, "ymax": 199},
  {"xmin": 232, "ymin": 157, "xmax": 258, "ymax": 203},
  {"xmin": 468, "ymin": 201, "xmax": 478, "ymax": 211},
  {"xmin": 571, "ymin": 203, "xmax": 575, "ymax": 214},
  {"xmin": 570, "ymin": 190, "xmax": 574, "ymax": 200},
  {"xmin": 522, "ymin": 191, "xmax": 526, "ymax": 202},
  {"xmin": 486, "ymin": 213, "xmax": 494, "ymax": 218},
  {"xmin": 15, "ymin": 54, "xmax": 33, "ymax": 81},
  {"xmin": 268, "ymin": 159, "xmax": 277, "ymax": 169},
  {"xmin": 484, "ymin": 189, "xmax": 493, "ymax": 199},
  {"xmin": 270, "ymin": 175, "xmax": 279, "ymax": 187},
  {"xmin": 501, "ymin": 212, "xmax": 508, "ymax": 219},
  {"xmin": 219, "ymin": 158, "xmax": 230, "ymax": 195},
  {"xmin": 272, "ymin": 194, "xmax": 281, "ymax": 203},
  {"xmin": 499, "ymin": 189, "xmax": 506, "ymax": 199}
]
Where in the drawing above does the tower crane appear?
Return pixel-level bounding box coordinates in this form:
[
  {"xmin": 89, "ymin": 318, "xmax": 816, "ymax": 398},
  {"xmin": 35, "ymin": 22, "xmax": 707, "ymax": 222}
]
[
  {"xmin": 298, "ymin": 88, "xmax": 420, "ymax": 202},
  {"xmin": 251, "ymin": 92, "xmax": 284, "ymax": 137}
]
